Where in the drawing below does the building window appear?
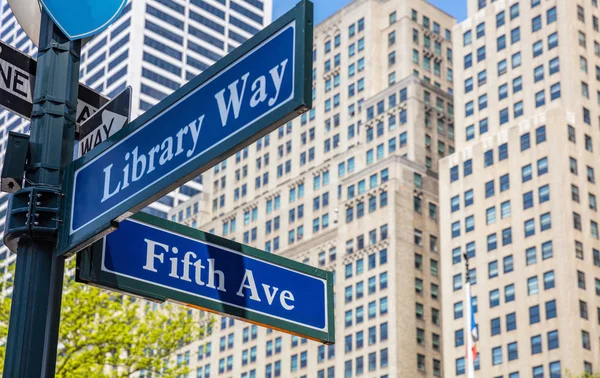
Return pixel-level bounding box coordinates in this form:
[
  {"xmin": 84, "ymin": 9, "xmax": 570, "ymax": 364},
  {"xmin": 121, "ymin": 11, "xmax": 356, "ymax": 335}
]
[
  {"xmin": 500, "ymin": 108, "xmax": 509, "ymax": 125},
  {"xmin": 545, "ymin": 300, "xmax": 557, "ymax": 319},
  {"xmin": 577, "ymin": 270, "xmax": 586, "ymax": 289},
  {"xmin": 498, "ymin": 59, "xmax": 507, "ymax": 75},
  {"xmin": 539, "ymin": 185, "xmax": 550, "ymax": 203},
  {"xmin": 487, "ymin": 233, "xmax": 497, "ymax": 251},
  {"xmin": 484, "ymin": 150, "xmax": 494, "ymax": 167},
  {"xmin": 497, "ymin": 35, "xmax": 506, "ymax": 51},
  {"xmin": 486, "ymin": 207, "xmax": 496, "ymax": 225},
  {"xmin": 530, "ymin": 305, "xmax": 540, "ymax": 324},
  {"xmin": 532, "ymin": 15, "xmax": 542, "ymax": 32},
  {"xmin": 510, "ymin": 3, "xmax": 519, "ymax": 19},
  {"xmin": 549, "ymin": 57, "xmax": 560, "ymax": 74},
  {"xmin": 499, "ymin": 84, "xmax": 508, "ymax": 100},
  {"xmin": 528, "ymin": 276, "xmax": 539, "ymax": 295},
  {"xmin": 500, "ymin": 174, "xmax": 510, "ymax": 191},
  {"xmin": 523, "ymin": 191, "xmax": 534, "ymax": 209},
  {"xmin": 550, "ymin": 83, "xmax": 561, "ymax": 101},
  {"xmin": 533, "ymin": 40, "xmax": 543, "ymax": 57},
  {"xmin": 531, "ymin": 335, "xmax": 542, "ymax": 354},
  {"xmin": 511, "ymin": 27, "xmax": 520, "ymax": 44},
  {"xmin": 548, "ymin": 32, "xmax": 559, "ymax": 49},
  {"xmin": 465, "ymin": 190, "xmax": 474, "ymax": 206},
  {"xmin": 505, "ymin": 282, "xmax": 515, "ymax": 301},
  {"xmin": 502, "ymin": 227, "xmax": 512, "ymax": 245},
  {"xmin": 501, "ymin": 201, "xmax": 511, "ymax": 219},
  {"xmin": 492, "ymin": 346, "xmax": 502, "ymax": 365},
  {"xmin": 491, "ymin": 317, "xmax": 501, "ymax": 336},
  {"xmin": 485, "ymin": 181, "xmax": 495, "ymax": 198},
  {"xmin": 540, "ymin": 212, "xmax": 551, "ymax": 231},
  {"xmin": 507, "ymin": 342, "xmax": 518, "ymax": 361},
  {"xmin": 480, "ymin": 118, "xmax": 489, "ymax": 134},
  {"xmin": 513, "ymin": 76, "xmax": 523, "ymax": 92},
  {"xmin": 514, "ymin": 101, "xmax": 524, "ymax": 117},
  {"xmin": 535, "ymin": 90, "xmax": 545, "ymax": 107},
  {"xmin": 543, "ymin": 271, "xmax": 555, "ymax": 289},
  {"xmin": 456, "ymin": 358, "xmax": 465, "ymax": 375},
  {"xmin": 534, "ymin": 65, "xmax": 544, "ymax": 82},
  {"xmin": 582, "ymin": 330, "xmax": 591, "ymax": 350}
]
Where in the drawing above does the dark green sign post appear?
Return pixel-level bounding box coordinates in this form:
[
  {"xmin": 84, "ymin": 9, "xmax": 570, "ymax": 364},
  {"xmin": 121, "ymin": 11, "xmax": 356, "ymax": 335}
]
[{"xmin": 2, "ymin": 12, "xmax": 80, "ymax": 377}]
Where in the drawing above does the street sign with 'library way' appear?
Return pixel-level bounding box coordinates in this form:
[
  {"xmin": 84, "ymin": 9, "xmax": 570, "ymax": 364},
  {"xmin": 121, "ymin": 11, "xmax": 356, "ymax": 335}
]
[{"xmin": 59, "ymin": 1, "xmax": 313, "ymax": 256}]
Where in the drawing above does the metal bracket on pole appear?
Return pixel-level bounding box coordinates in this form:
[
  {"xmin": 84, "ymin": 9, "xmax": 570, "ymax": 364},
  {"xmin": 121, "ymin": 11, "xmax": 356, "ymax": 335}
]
[
  {"xmin": 3, "ymin": 187, "xmax": 62, "ymax": 253},
  {"xmin": 0, "ymin": 132, "xmax": 30, "ymax": 193}
]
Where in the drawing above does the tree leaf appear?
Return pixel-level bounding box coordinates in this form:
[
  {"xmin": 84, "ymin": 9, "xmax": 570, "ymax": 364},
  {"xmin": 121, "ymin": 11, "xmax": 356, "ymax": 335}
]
[{"xmin": 1, "ymin": 259, "xmax": 206, "ymax": 377}]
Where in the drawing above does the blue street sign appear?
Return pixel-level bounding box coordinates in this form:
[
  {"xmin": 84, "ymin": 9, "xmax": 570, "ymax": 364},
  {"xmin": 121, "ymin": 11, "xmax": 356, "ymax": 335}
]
[
  {"xmin": 59, "ymin": 1, "xmax": 313, "ymax": 256},
  {"xmin": 39, "ymin": 0, "xmax": 127, "ymax": 40},
  {"xmin": 77, "ymin": 213, "xmax": 335, "ymax": 344}
]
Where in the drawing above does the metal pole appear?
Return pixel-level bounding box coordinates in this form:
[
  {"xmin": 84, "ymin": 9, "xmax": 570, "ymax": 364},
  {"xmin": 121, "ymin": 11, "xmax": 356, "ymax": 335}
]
[
  {"xmin": 3, "ymin": 10, "xmax": 80, "ymax": 378},
  {"xmin": 463, "ymin": 252, "xmax": 470, "ymax": 283},
  {"xmin": 41, "ymin": 254, "xmax": 66, "ymax": 377}
]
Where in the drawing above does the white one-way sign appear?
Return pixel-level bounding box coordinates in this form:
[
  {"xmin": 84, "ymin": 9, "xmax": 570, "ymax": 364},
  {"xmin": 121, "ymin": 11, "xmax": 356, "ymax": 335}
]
[
  {"xmin": 76, "ymin": 87, "xmax": 131, "ymax": 158},
  {"xmin": 0, "ymin": 39, "xmax": 109, "ymax": 122}
]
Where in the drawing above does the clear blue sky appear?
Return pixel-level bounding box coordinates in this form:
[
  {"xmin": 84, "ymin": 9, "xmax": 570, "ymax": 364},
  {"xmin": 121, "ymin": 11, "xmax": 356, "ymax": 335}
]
[{"xmin": 273, "ymin": 0, "xmax": 467, "ymax": 24}]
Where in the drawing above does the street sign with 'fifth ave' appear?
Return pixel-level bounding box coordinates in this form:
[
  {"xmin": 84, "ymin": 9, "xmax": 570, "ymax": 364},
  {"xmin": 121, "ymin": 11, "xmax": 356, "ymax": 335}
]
[{"xmin": 77, "ymin": 213, "xmax": 334, "ymax": 344}]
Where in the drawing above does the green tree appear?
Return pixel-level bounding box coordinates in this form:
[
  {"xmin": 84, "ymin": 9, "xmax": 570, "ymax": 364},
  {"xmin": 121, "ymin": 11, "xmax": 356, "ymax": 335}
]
[
  {"xmin": 566, "ymin": 372, "xmax": 600, "ymax": 378},
  {"xmin": 0, "ymin": 260, "xmax": 207, "ymax": 377}
]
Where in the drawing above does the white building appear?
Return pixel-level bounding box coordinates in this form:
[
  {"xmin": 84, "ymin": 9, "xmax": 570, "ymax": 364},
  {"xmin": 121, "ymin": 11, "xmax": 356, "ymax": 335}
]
[
  {"xmin": 440, "ymin": 0, "xmax": 600, "ymax": 376},
  {"xmin": 167, "ymin": 1, "xmax": 456, "ymax": 377}
]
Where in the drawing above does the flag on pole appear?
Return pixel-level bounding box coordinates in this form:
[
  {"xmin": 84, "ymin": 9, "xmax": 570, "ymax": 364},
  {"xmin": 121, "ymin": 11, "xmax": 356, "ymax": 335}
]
[{"xmin": 465, "ymin": 281, "xmax": 478, "ymax": 378}]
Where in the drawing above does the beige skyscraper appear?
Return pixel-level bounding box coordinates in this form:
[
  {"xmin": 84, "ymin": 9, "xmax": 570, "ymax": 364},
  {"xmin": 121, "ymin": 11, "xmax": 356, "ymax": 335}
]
[
  {"xmin": 440, "ymin": 0, "xmax": 600, "ymax": 377},
  {"xmin": 167, "ymin": 0, "xmax": 455, "ymax": 377}
]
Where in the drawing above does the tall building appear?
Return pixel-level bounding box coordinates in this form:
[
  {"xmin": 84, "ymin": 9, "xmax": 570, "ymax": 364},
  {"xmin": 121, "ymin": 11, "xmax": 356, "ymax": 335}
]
[
  {"xmin": 168, "ymin": 0, "xmax": 455, "ymax": 377},
  {"xmin": 441, "ymin": 0, "xmax": 600, "ymax": 377},
  {"xmin": 0, "ymin": 0, "xmax": 272, "ymax": 267}
]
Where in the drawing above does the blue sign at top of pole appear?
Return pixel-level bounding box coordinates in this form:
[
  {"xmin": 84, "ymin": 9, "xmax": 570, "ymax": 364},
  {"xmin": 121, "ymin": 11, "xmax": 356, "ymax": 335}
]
[
  {"xmin": 58, "ymin": 1, "xmax": 313, "ymax": 256},
  {"xmin": 40, "ymin": 0, "xmax": 128, "ymax": 40}
]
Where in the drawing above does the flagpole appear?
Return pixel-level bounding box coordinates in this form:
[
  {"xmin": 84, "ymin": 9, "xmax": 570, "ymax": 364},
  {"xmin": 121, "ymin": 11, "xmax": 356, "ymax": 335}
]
[{"xmin": 464, "ymin": 253, "xmax": 475, "ymax": 378}]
